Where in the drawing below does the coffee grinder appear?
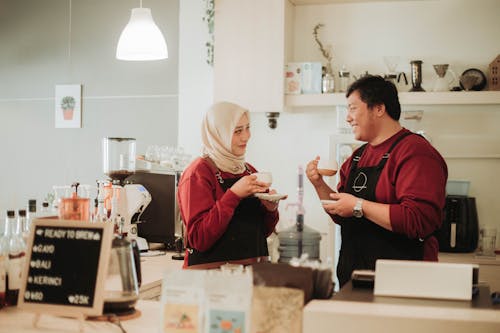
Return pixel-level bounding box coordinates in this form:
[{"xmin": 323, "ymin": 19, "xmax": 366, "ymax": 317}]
[{"xmin": 102, "ymin": 137, "xmax": 152, "ymax": 249}]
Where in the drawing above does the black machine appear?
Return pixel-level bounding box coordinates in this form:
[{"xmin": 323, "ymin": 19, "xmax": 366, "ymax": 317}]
[
  {"xmin": 126, "ymin": 171, "xmax": 180, "ymax": 250},
  {"xmin": 437, "ymin": 195, "xmax": 479, "ymax": 253}
]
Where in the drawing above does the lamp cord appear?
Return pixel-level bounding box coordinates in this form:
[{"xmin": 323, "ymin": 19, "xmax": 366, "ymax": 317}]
[{"xmin": 68, "ymin": 0, "xmax": 72, "ymax": 61}]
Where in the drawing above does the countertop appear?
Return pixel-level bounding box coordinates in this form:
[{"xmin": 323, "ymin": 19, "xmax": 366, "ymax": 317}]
[
  {"xmin": 139, "ymin": 251, "xmax": 184, "ymax": 299},
  {"xmin": 303, "ymin": 281, "xmax": 500, "ymax": 333},
  {"xmin": 0, "ymin": 300, "xmax": 161, "ymax": 333},
  {"xmin": 439, "ymin": 252, "xmax": 500, "ymax": 291},
  {"xmin": 0, "ymin": 251, "xmax": 184, "ymax": 333},
  {"xmin": 439, "ymin": 252, "xmax": 500, "ymax": 266},
  {"xmin": 3, "ymin": 252, "xmax": 500, "ymax": 333}
]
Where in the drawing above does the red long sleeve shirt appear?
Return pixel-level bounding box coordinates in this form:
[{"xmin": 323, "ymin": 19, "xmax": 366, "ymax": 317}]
[
  {"xmin": 336, "ymin": 129, "xmax": 448, "ymax": 260},
  {"xmin": 177, "ymin": 158, "xmax": 279, "ymax": 268}
]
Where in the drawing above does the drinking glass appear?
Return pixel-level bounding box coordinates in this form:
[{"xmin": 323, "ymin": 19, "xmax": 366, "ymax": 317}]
[
  {"xmin": 52, "ymin": 185, "xmax": 72, "ymax": 210},
  {"xmin": 477, "ymin": 227, "xmax": 497, "ymax": 257}
]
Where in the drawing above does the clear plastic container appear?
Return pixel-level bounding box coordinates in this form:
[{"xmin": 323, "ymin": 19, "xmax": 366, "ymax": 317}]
[
  {"xmin": 446, "ymin": 180, "xmax": 470, "ymax": 196},
  {"xmin": 278, "ymin": 224, "xmax": 322, "ymax": 263}
]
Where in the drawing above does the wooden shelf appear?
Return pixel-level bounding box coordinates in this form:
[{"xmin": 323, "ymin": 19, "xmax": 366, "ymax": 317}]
[{"xmin": 285, "ymin": 91, "xmax": 500, "ymax": 107}]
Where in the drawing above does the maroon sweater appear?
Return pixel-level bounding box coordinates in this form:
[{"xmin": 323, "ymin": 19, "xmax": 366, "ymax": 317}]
[
  {"xmin": 177, "ymin": 158, "xmax": 279, "ymax": 268},
  {"xmin": 336, "ymin": 129, "xmax": 448, "ymax": 261}
]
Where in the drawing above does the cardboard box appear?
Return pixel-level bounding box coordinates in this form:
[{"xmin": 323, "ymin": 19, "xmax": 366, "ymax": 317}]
[
  {"xmin": 285, "ymin": 63, "xmax": 302, "ymax": 95},
  {"xmin": 301, "ymin": 62, "xmax": 322, "ymax": 94}
]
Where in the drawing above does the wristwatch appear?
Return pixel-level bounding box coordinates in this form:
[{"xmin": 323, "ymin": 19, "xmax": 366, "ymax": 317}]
[{"xmin": 353, "ymin": 199, "xmax": 364, "ymax": 218}]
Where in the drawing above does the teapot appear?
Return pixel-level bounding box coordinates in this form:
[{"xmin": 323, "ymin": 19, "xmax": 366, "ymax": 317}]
[{"xmin": 432, "ymin": 64, "xmax": 457, "ymax": 92}]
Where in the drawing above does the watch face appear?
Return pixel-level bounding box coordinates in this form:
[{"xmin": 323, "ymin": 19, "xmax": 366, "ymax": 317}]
[{"xmin": 353, "ymin": 199, "xmax": 363, "ymax": 218}]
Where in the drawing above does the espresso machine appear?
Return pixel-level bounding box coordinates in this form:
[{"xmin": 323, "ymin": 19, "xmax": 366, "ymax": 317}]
[{"xmin": 102, "ymin": 137, "xmax": 151, "ymax": 250}]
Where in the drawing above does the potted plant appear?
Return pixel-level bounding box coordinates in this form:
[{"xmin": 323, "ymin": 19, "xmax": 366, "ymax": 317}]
[
  {"xmin": 61, "ymin": 96, "xmax": 76, "ymax": 120},
  {"xmin": 313, "ymin": 23, "xmax": 335, "ymax": 93}
]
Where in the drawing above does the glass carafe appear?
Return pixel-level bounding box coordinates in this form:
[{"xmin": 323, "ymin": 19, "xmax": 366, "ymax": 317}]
[{"xmin": 102, "ymin": 137, "xmax": 137, "ymax": 184}]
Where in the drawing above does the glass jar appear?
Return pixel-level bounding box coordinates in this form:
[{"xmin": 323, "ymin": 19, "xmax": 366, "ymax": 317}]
[
  {"xmin": 338, "ymin": 66, "xmax": 351, "ymax": 92},
  {"xmin": 322, "ymin": 72, "xmax": 335, "ymax": 93}
]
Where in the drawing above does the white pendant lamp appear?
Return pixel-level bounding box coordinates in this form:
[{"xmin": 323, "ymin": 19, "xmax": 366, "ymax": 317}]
[{"xmin": 116, "ymin": 1, "xmax": 168, "ymax": 61}]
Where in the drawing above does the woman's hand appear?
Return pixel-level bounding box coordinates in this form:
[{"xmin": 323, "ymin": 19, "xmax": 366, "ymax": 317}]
[
  {"xmin": 306, "ymin": 156, "xmax": 323, "ymax": 187},
  {"xmin": 259, "ymin": 189, "xmax": 287, "ymax": 212},
  {"xmin": 230, "ymin": 175, "xmax": 270, "ymax": 198}
]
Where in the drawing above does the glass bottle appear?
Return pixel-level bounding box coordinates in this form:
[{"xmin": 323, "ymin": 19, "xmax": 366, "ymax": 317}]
[
  {"xmin": 322, "ymin": 66, "xmax": 335, "ymax": 94},
  {"xmin": 93, "ymin": 181, "xmax": 108, "ymax": 223},
  {"xmin": 27, "ymin": 199, "xmax": 36, "ymax": 231},
  {"xmin": 18, "ymin": 209, "xmax": 29, "ymax": 245},
  {"xmin": 41, "ymin": 201, "xmax": 50, "ymax": 214},
  {"xmin": 6, "ymin": 209, "xmax": 26, "ymax": 306},
  {"xmin": 0, "ymin": 212, "xmax": 10, "ymax": 309}
]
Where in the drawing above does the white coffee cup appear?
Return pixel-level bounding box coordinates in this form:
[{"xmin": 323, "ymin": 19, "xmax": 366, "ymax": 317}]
[
  {"xmin": 253, "ymin": 172, "xmax": 273, "ymax": 184},
  {"xmin": 317, "ymin": 158, "xmax": 338, "ymax": 177}
]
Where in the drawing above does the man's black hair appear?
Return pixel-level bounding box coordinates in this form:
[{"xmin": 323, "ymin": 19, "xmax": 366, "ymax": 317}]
[{"xmin": 346, "ymin": 75, "xmax": 401, "ymax": 121}]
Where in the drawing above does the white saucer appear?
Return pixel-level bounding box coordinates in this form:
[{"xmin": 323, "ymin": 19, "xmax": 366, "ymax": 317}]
[
  {"xmin": 255, "ymin": 193, "xmax": 288, "ymax": 202},
  {"xmin": 320, "ymin": 199, "xmax": 337, "ymax": 205}
]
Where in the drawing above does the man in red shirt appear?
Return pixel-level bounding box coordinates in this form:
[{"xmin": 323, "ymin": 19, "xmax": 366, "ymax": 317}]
[{"xmin": 306, "ymin": 75, "xmax": 448, "ymax": 287}]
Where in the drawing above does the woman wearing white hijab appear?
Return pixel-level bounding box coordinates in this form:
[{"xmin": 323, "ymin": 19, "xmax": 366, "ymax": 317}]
[{"xmin": 177, "ymin": 101, "xmax": 281, "ymax": 269}]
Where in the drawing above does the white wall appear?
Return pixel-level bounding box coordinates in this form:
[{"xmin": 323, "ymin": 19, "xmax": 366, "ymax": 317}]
[
  {"xmin": 178, "ymin": 0, "xmax": 213, "ymax": 157},
  {"xmin": 0, "ymin": 0, "xmax": 180, "ymax": 213}
]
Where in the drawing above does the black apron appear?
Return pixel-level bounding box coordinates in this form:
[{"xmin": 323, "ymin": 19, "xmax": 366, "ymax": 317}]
[
  {"xmin": 187, "ymin": 165, "xmax": 269, "ymax": 266},
  {"xmin": 337, "ymin": 132, "xmax": 425, "ymax": 287}
]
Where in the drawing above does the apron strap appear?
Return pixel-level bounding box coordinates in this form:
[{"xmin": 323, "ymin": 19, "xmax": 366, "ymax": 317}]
[
  {"xmin": 350, "ymin": 131, "xmax": 415, "ymax": 173},
  {"xmin": 376, "ymin": 131, "xmax": 413, "ymax": 170},
  {"xmin": 203, "ymin": 156, "xmax": 252, "ymax": 184},
  {"xmin": 350, "ymin": 144, "xmax": 368, "ymax": 173}
]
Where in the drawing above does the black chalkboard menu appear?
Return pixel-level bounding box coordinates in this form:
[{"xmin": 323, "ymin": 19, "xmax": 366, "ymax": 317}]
[{"xmin": 19, "ymin": 219, "xmax": 113, "ymax": 317}]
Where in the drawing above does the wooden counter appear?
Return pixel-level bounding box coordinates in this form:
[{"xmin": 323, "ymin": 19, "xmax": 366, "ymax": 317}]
[
  {"xmin": 303, "ymin": 282, "xmax": 500, "ymax": 333},
  {"xmin": 0, "ymin": 251, "xmax": 183, "ymax": 333},
  {"xmin": 439, "ymin": 252, "xmax": 500, "ymax": 291},
  {"xmin": 0, "ymin": 300, "xmax": 162, "ymax": 333},
  {"xmin": 2, "ymin": 252, "xmax": 499, "ymax": 333},
  {"xmin": 139, "ymin": 251, "xmax": 184, "ymax": 300}
]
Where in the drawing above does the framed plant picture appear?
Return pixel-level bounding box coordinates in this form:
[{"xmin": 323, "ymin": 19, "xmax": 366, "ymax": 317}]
[{"xmin": 55, "ymin": 84, "xmax": 81, "ymax": 128}]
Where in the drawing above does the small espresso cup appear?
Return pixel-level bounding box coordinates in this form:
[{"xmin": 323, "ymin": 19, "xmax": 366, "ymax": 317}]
[
  {"xmin": 317, "ymin": 158, "xmax": 338, "ymax": 177},
  {"xmin": 253, "ymin": 172, "xmax": 273, "ymax": 184}
]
